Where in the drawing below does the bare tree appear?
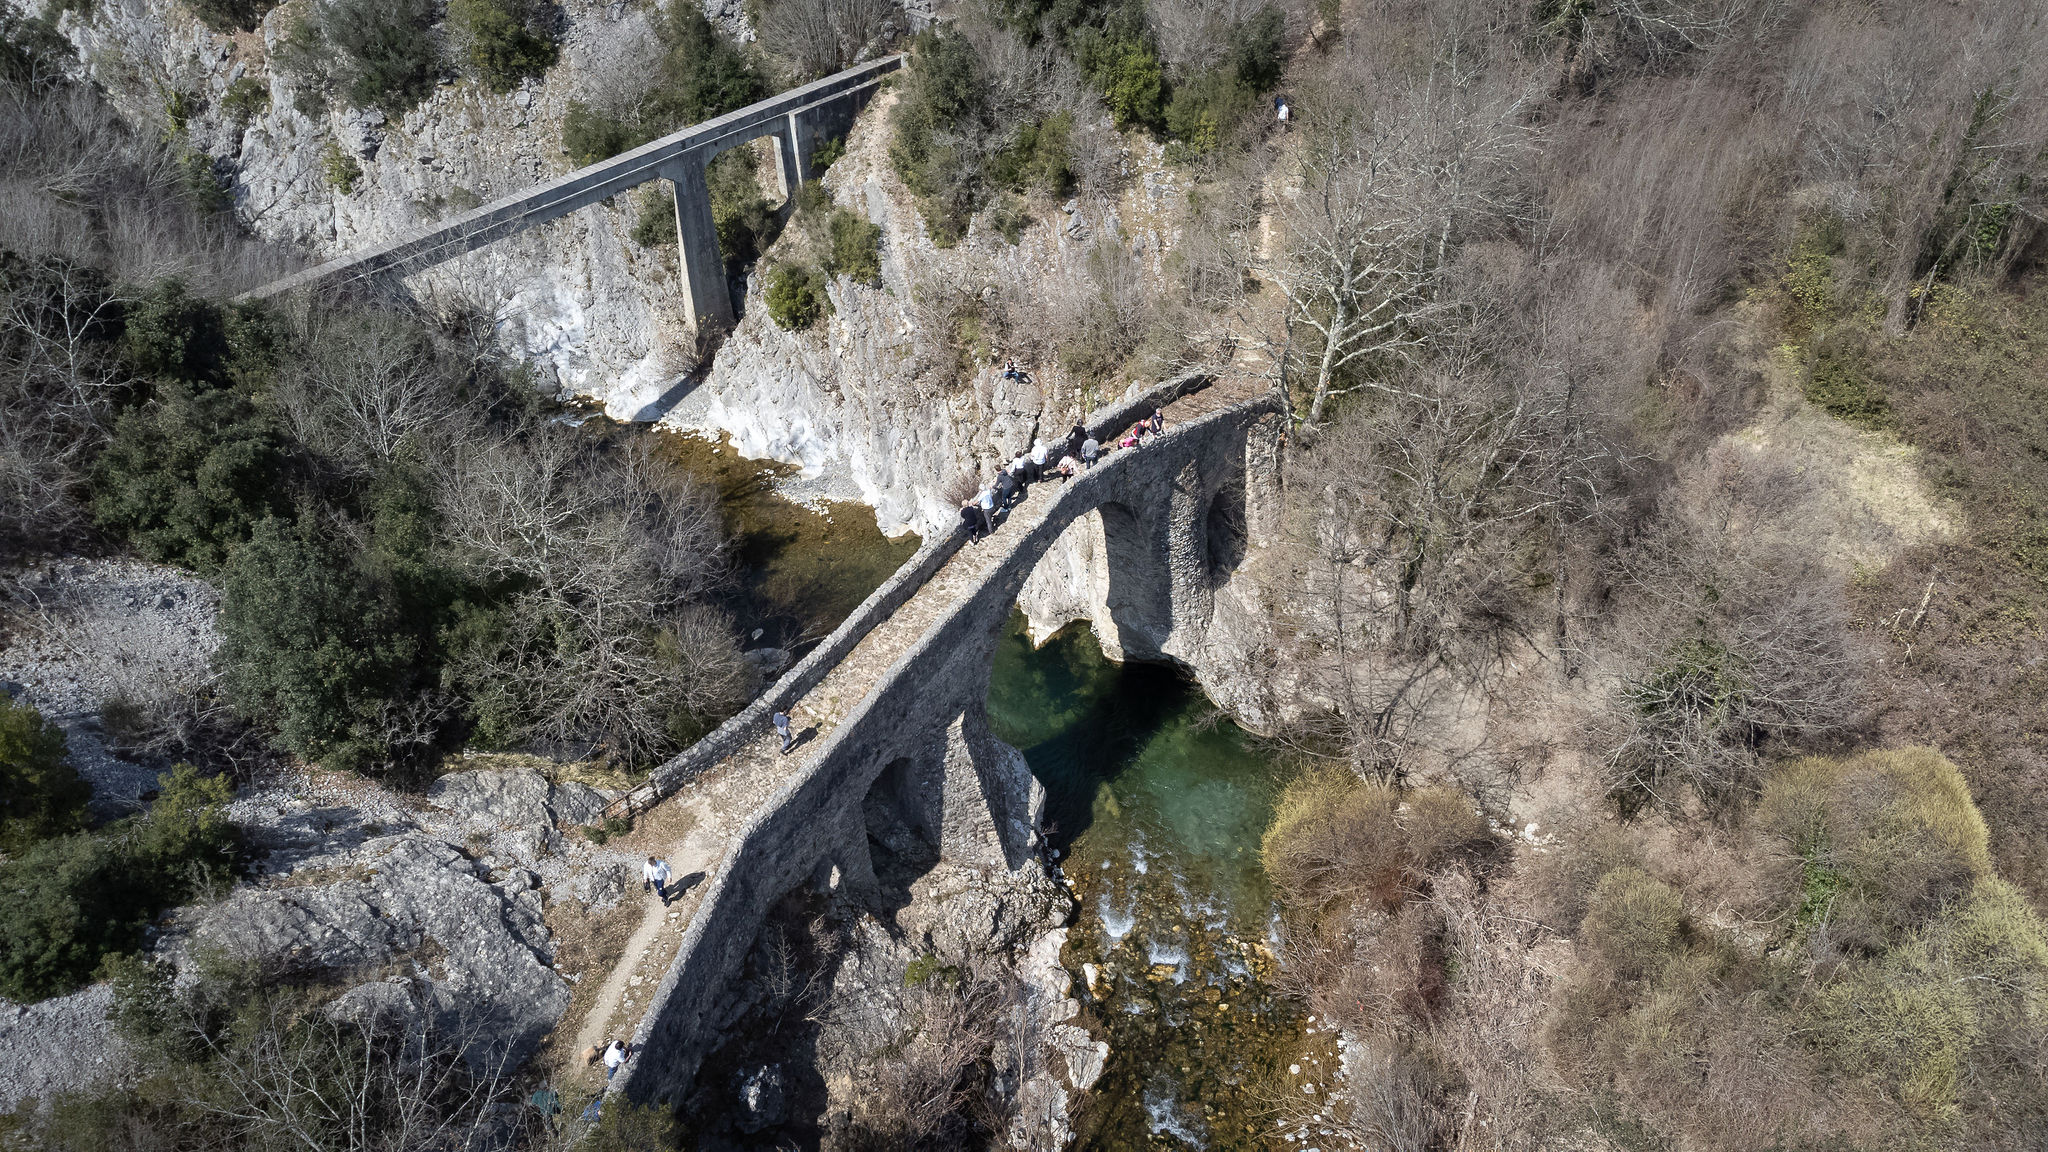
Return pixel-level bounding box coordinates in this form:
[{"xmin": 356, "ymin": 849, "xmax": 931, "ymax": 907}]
[
  {"xmin": 1258, "ymin": 26, "xmax": 1535, "ymax": 425},
  {"xmin": 274, "ymin": 310, "xmax": 460, "ymax": 477},
  {"xmin": 439, "ymin": 426, "xmax": 749, "ymax": 762},
  {"xmin": 757, "ymin": 0, "xmax": 904, "ymax": 81},
  {"xmin": 1596, "ymin": 443, "xmax": 1866, "ymax": 812}
]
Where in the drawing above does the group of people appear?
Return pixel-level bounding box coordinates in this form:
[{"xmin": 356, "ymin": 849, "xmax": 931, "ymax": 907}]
[{"xmin": 959, "ymin": 407, "xmax": 1167, "ymax": 541}]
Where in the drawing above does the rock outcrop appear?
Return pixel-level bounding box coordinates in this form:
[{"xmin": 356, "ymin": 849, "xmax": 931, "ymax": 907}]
[{"xmin": 187, "ymin": 831, "xmax": 571, "ymax": 1067}]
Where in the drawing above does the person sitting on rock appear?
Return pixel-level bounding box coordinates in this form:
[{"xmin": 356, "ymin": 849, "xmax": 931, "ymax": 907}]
[{"xmin": 643, "ymin": 856, "xmax": 672, "ymax": 905}]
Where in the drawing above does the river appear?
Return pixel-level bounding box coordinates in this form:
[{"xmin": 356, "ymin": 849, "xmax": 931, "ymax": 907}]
[
  {"xmin": 987, "ymin": 614, "xmax": 1317, "ymax": 1150},
  {"xmin": 659, "ymin": 430, "xmax": 920, "ymax": 653}
]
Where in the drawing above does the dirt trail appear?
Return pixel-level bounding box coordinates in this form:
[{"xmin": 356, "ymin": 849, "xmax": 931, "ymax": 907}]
[{"xmin": 548, "ymin": 377, "xmax": 1268, "ymax": 1090}]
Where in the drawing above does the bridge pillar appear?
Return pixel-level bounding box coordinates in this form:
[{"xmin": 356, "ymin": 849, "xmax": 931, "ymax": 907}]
[
  {"xmin": 660, "ymin": 152, "xmax": 734, "ymax": 333},
  {"xmin": 786, "ymin": 87, "xmax": 874, "ymax": 187}
]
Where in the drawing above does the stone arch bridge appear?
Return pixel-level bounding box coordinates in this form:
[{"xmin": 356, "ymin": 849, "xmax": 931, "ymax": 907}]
[{"xmin": 593, "ymin": 373, "xmax": 1284, "ymax": 1105}]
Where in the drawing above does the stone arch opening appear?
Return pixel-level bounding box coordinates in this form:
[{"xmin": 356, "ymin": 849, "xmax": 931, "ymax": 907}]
[
  {"xmin": 1097, "ymin": 499, "xmax": 1171, "ymax": 659},
  {"xmin": 862, "ymin": 756, "xmax": 938, "ymax": 888},
  {"xmin": 1204, "ymin": 477, "xmax": 1248, "ymax": 584}
]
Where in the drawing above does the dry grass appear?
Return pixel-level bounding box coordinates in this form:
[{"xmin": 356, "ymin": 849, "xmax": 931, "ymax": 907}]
[{"xmin": 531, "ymin": 893, "xmax": 642, "ymax": 1082}]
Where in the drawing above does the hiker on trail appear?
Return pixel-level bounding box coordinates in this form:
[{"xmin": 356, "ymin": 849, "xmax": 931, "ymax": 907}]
[
  {"xmin": 603, "ymin": 1040, "xmax": 632, "ymax": 1080},
  {"xmin": 643, "ymin": 857, "xmax": 672, "ymax": 904},
  {"xmin": 1275, "ymin": 95, "xmax": 1291, "ymax": 128},
  {"xmin": 960, "ymin": 501, "xmax": 984, "ymax": 540},
  {"xmin": 995, "ymin": 468, "xmax": 1019, "ymax": 507},
  {"xmin": 773, "ymin": 710, "xmax": 794, "ymax": 754},
  {"xmin": 1081, "ymin": 436, "xmax": 1100, "ymax": 468},
  {"xmin": 1065, "ymin": 421, "xmax": 1087, "ymax": 459},
  {"xmin": 1148, "ymin": 408, "xmax": 1164, "ymax": 435},
  {"xmin": 1119, "ymin": 427, "xmax": 1144, "ymax": 450},
  {"xmin": 1009, "ymin": 452, "xmax": 1033, "ymax": 487},
  {"xmin": 1053, "ymin": 455, "xmax": 1080, "ymax": 481},
  {"xmin": 1030, "ymin": 440, "xmax": 1051, "ymax": 481}
]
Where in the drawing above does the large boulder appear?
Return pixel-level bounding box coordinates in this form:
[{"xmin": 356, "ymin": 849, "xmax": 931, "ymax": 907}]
[{"xmin": 427, "ymin": 768, "xmax": 613, "ymax": 833}]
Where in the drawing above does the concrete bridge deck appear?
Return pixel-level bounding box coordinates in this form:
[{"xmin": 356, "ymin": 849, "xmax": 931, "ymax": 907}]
[
  {"xmin": 243, "ymin": 56, "xmax": 904, "ymax": 328},
  {"xmin": 555, "ymin": 373, "xmax": 1277, "ymax": 1095}
]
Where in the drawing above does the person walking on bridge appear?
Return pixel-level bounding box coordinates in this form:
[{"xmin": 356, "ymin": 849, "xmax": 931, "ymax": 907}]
[
  {"xmin": 1029, "ymin": 439, "xmax": 1051, "ymax": 482},
  {"xmin": 773, "ymin": 710, "xmax": 795, "ymax": 754},
  {"xmin": 643, "ymin": 857, "xmax": 672, "ymax": 905},
  {"xmin": 1081, "ymin": 436, "xmax": 1099, "ymax": 468},
  {"xmin": 1065, "ymin": 421, "xmax": 1087, "ymax": 460},
  {"xmin": 976, "ymin": 487, "xmax": 997, "ymax": 535}
]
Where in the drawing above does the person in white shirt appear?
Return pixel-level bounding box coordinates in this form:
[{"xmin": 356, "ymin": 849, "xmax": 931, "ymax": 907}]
[
  {"xmin": 603, "ymin": 1039, "xmax": 632, "ymax": 1080},
  {"xmin": 643, "ymin": 856, "xmax": 672, "ymax": 904}
]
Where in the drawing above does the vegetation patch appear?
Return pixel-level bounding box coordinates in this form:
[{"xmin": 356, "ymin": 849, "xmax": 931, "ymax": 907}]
[{"xmin": 766, "ymin": 263, "xmax": 829, "ymax": 331}]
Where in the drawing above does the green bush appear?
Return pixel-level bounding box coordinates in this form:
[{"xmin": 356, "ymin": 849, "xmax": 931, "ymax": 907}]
[
  {"xmin": 181, "ymin": 0, "xmax": 279, "ymax": 32},
  {"xmin": 562, "ymin": 101, "xmax": 636, "ymax": 167},
  {"xmin": 449, "ymin": 0, "xmax": 556, "ymax": 94},
  {"xmin": 1806, "ymin": 343, "xmax": 1890, "ymax": 428},
  {"xmin": 557, "ymin": 7, "xmax": 763, "ymax": 164},
  {"xmin": 1161, "ymin": 7, "xmax": 1286, "ymax": 154},
  {"xmin": 119, "ymin": 279, "xmax": 278, "ymax": 392},
  {"xmin": 630, "ymin": 185, "xmax": 678, "ymax": 247},
  {"xmin": 766, "ymin": 264, "xmax": 828, "ymax": 331},
  {"xmin": 0, "ymin": 765, "xmax": 235, "ymax": 1002},
  {"xmin": 219, "ymin": 74, "xmax": 269, "ymax": 126},
  {"xmin": 322, "ymin": 137, "xmax": 362, "ymax": 192},
  {"xmin": 90, "ymin": 385, "xmax": 295, "ymax": 571},
  {"xmin": 1078, "ymin": 35, "xmax": 1164, "ymax": 130},
  {"xmin": 279, "ymin": 0, "xmax": 441, "ymax": 115},
  {"xmin": 0, "ymin": 697, "xmax": 89, "ymax": 855},
  {"xmin": 216, "ymin": 519, "xmax": 442, "ymax": 777},
  {"xmin": 177, "ymin": 150, "xmax": 231, "ymax": 213},
  {"xmin": 708, "ymin": 148, "xmax": 778, "ymax": 271},
  {"xmin": 1579, "ymin": 866, "xmax": 1687, "ymax": 978},
  {"xmin": 826, "ymin": 208, "xmax": 882, "ymax": 283},
  {"xmin": 891, "ymin": 27, "xmax": 992, "ymax": 245},
  {"xmin": 989, "ymin": 111, "xmax": 1073, "ymax": 197}
]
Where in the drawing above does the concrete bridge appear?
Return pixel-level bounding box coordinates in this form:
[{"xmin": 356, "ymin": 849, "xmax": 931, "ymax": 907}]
[
  {"xmin": 243, "ymin": 56, "xmax": 904, "ymax": 330},
  {"xmin": 585, "ymin": 373, "xmax": 1285, "ymax": 1106}
]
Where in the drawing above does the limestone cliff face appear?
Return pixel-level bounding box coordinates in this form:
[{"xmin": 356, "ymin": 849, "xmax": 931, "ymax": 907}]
[
  {"xmin": 663, "ymin": 86, "xmax": 1195, "ymax": 537},
  {"xmin": 40, "ymin": 0, "xmax": 703, "ymax": 407}
]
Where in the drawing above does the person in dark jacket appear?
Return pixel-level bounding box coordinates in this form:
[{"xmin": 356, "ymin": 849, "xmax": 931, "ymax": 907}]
[{"xmin": 1065, "ymin": 422, "xmax": 1087, "ymax": 460}]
